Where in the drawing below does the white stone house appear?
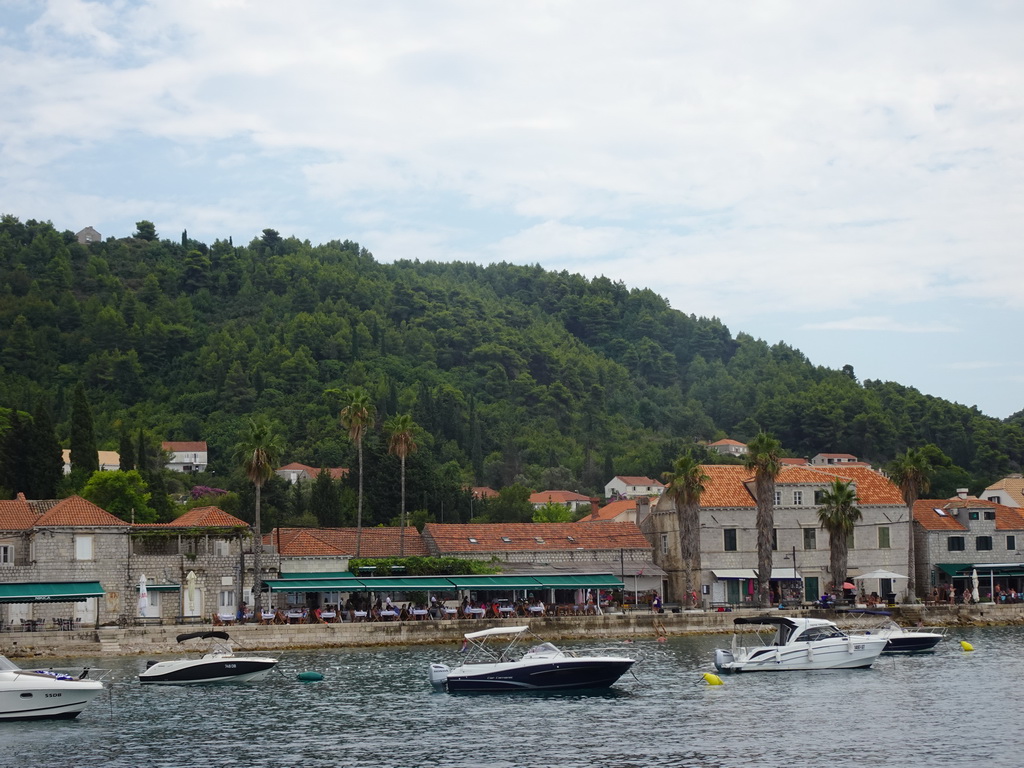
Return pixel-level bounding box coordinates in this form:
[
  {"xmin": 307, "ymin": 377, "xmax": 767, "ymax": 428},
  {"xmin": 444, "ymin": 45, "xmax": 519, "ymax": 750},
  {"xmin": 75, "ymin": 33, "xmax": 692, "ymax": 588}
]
[
  {"xmin": 604, "ymin": 476, "xmax": 665, "ymax": 499},
  {"xmin": 707, "ymin": 438, "xmax": 748, "ymax": 457},
  {"xmin": 162, "ymin": 441, "xmax": 208, "ymax": 473}
]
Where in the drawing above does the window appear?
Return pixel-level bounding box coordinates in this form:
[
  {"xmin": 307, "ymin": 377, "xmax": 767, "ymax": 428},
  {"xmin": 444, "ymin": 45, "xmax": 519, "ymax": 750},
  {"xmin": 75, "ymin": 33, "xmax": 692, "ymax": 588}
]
[
  {"xmin": 976, "ymin": 536, "xmax": 993, "ymax": 551},
  {"xmin": 793, "ymin": 490, "xmax": 803, "ymax": 506},
  {"xmin": 724, "ymin": 529, "xmax": 737, "ymax": 551},
  {"xmin": 660, "ymin": 534, "xmax": 669, "ymax": 555},
  {"xmin": 0, "ymin": 545, "xmax": 11, "ymax": 564},
  {"xmin": 878, "ymin": 527, "xmax": 890, "ymax": 549},
  {"xmin": 1007, "ymin": 535, "xmax": 1016, "ymax": 551},
  {"xmin": 468, "ymin": 537, "xmax": 479, "ymax": 544},
  {"xmin": 219, "ymin": 591, "xmax": 235, "ymax": 610},
  {"xmin": 968, "ymin": 510, "xmax": 980, "ymax": 521},
  {"xmin": 803, "ymin": 528, "xmax": 816, "ymax": 550},
  {"xmin": 773, "ymin": 491, "xmax": 781, "ymax": 506},
  {"xmin": 74, "ymin": 535, "xmax": 93, "ymax": 561},
  {"xmin": 846, "ymin": 531, "xmax": 855, "ymax": 549},
  {"xmin": 947, "ymin": 536, "xmax": 965, "ymax": 552},
  {"xmin": 988, "ymin": 496, "xmax": 1001, "ymax": 504},
  {"xmin": 501, "ymin": 536, "xmax": 512, "ymax": 543},
  {"xmin": 213, "ymin": 539, "xmax": 230, "ymax": 557},
  {"xmin": 771, "ymin": 528, "xmax": 778, "ymax": 551},
  {"xmin": 814, "ymin": 490, "xmax": 825, "ymax": 505},
  {"xmin": 983, "ymin": 510, "xmax": 996, "ymax": 521}
]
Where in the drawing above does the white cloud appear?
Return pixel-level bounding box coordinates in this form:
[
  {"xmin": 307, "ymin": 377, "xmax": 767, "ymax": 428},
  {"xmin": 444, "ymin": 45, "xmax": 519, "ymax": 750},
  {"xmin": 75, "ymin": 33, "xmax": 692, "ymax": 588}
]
[{"xmin": 800, "ymin": 316, "xmax": 958, "ymax": 334}]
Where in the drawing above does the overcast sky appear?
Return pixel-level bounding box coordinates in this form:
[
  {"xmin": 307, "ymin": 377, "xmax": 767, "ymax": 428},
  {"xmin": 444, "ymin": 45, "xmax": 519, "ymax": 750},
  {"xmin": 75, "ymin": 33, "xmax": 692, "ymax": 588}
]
[{"xmin": 2, "ymin": 1, "xmax": 1022, "ymax": 419}]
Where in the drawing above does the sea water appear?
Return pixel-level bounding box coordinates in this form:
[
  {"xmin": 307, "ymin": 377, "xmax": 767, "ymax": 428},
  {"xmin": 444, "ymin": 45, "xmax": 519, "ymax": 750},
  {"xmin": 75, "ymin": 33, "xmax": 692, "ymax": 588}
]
[{"xmin": 2, "ymin": 625, "xmax": 1017, "ymax": 768}]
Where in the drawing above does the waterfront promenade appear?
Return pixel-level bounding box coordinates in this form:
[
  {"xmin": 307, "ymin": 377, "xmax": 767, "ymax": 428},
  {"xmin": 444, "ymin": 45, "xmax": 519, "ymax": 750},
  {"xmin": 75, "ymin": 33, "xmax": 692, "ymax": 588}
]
[{"xmin": 3, "ymin": 603, "xmax": 1021, "ymax": 659}]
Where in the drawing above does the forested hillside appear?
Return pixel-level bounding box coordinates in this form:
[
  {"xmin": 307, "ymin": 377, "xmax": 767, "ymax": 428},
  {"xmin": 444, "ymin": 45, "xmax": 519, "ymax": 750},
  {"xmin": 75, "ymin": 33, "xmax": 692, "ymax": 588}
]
[{"xmin": 1, "ymin": 215, "xmax": 1021, "ymax": 527}]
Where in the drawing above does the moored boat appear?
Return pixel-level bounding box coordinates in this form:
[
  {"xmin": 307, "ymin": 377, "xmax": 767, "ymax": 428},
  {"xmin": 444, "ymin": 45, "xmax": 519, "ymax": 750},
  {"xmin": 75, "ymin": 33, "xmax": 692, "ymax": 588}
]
[
  {"xmin": 838, "ymin": 609, "xmax": 945, "ymax": 653},
  {"xmin": 139, "ymin": 631, "xmax": 279, "ymax": 684},
  {"xmin": 429, "ymin": 625, "xmax": 635, "ymax": 692},
  {"xmin": 713, "ymin": 615, "xmax": 888, "ymax": 673},
  {"xmin": 0, "ymin": 655, "xmax": 106, "ymax": 721}
]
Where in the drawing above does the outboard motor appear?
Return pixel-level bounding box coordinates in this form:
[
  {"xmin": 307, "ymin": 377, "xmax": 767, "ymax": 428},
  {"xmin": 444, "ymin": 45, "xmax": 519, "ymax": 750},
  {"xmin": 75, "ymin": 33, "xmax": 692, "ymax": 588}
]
[
  {"xmin": 713, "ymin": 648, "xmax": 734, "ymax": 673},
  {"xmin": 428, "ymin": 663, "xmax": 450, "ymax": 689}
]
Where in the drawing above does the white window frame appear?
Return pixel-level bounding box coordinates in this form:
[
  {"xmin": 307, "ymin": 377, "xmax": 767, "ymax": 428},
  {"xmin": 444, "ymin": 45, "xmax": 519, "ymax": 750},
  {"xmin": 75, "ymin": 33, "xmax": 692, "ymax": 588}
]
[
  {"xmin": 0, "ymin": 544, "xmax": 11, "ymax": 564},
  {"xmin": 660, "ymin": 533, "xmax": 668, "ymax": 555},
  {"xmin": 773, "ymin": 491, "xmax": 782, "ymax": 506},
  {"xmin": 219, "ymin": 590, "xmax": 236, "ymax": 611},
  {"xmin": 793, "ymin": 490, "xmax": 803, "ymax": 506}
]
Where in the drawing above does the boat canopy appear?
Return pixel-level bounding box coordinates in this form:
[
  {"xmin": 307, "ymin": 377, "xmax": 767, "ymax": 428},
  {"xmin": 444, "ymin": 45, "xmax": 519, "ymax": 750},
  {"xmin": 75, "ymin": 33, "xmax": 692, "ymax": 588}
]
[
  {"xmin": 464, "ymin": 626, "xmax": 530, "ymax": 640},
  {"xmin": 175, "ymin": 631, "xmax": 230, "ymax": 643},
  {"xmin": 733, "ymin": 615, "xmax": 799, "ymax": 628}
]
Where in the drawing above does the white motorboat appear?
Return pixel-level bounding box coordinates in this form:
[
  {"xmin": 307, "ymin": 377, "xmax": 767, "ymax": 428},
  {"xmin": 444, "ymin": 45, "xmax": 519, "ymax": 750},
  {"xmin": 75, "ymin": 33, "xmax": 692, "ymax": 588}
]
[
  {"xmin": 139, "ymin": 631, "xmax": 279, "ymax": 684},
  {"xmin": 429, "ymin": 625, "xmax": 635, "ymax": 692},
  {"xmin": 0, "ymin": 655, "xmax": 106, "ymax": 721},
  {"xmin": 713, "ymin": 616, "xmax": 888, "ymax": 673},
  {"xmin": 838, "ymin": 609, "xmax": 946, "ymax": 653}
]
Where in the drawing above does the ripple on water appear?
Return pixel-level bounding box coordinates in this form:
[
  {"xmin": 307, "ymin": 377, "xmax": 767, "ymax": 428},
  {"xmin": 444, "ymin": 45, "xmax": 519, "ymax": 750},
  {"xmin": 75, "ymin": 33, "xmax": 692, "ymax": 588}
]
[{"xmin": 1, "ymin": 627, "xmax": 1019, "ymax": 768}]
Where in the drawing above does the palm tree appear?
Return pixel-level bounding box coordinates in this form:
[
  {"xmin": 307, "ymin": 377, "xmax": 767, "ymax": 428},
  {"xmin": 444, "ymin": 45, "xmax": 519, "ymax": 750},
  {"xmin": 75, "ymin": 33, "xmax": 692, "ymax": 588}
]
[
  {"xmin": 886, "ymin": 448, "xmax": 932, "ymax": 601},
  {"xmin": 385, "ymin": 413, "xmax": 418, "ymax": 556},
  {"xmin": 817, "ymin": 479, "xmax": 862, "ymax": 594},
  {"xmin": 339, "ymin": 388, "xmax": 375, "ymax": 557},
  {"xmin": 232, "ymin": 416, "xmax": 283, "ymax": 616},
  {"xmin": 744, "ymin": 432, "xmax": 783, "ymax": 608},
  {"xmin": 662, "ymin": 452, "xmax": 710, "ymax": 607}
]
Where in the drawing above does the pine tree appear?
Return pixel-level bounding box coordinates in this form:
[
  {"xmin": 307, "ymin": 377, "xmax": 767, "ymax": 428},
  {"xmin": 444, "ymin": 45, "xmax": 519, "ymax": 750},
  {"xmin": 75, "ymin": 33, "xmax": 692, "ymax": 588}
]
[{"xmin": 26, "ymin": 403, "xmax": 63, "ymax": 499}]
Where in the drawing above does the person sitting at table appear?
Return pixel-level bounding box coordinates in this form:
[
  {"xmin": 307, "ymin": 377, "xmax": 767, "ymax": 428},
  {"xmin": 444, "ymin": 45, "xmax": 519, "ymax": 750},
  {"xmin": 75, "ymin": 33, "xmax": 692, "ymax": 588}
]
[{"xmin": 312, "ymin": 606, "xmax": 325, "ymax": 624}]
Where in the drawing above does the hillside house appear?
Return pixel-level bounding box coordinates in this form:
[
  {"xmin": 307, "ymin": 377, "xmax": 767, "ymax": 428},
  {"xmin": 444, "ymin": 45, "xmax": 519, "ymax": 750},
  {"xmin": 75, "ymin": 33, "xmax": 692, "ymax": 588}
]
[
  {"xmin": 162, "ymin": 441, "xmax": 208, "ymax": 473},
  {"xmin": 75, "ymin": 226, "xmax": 101, "ymax": 244},
  {"xmin": 707, "ymin": 438, "xmax": 747, "ymax": 457},
  {"xmin": 810, "ymin": 453, "xmax": 864, "ymax": 466},
  {"xmin": 61, "ymin": 449, "xmax": 120, "ymax": 474},
  {"xmin": 577, "ymin": 497, "xmax": 654, "ymax": 525},
  {"xmin": 982, "ymin": 475, "xmax": 1024, "ymax": 508},
  {"xmin": 604, "ymin": 476, "xmax": 665, "ymax": 499},
  {"xmin": 275, "ymin": 462, "xmax": 349, "ymax": 484},
  {"xmin": 528, "ymin": 490, "xmax": 594, "ymax": 512}
]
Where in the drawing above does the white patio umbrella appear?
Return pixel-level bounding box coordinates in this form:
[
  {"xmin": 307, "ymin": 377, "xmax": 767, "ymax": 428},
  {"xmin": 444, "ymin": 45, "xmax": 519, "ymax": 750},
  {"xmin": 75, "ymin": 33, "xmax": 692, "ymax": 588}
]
[
  {"xmin": 854, "ymin": 570, "xmax": 909, "ymax": 581},
  {"xmin": 186, "ymin": 570, "xmax": 197, "ymax": 614},
  {"xmin": 138, "ymin": 573, "xmax": 148, "ymax": 617},
  {"xmin": 972, "ymin": 569, "xmax": 980, "ymax": 603}
]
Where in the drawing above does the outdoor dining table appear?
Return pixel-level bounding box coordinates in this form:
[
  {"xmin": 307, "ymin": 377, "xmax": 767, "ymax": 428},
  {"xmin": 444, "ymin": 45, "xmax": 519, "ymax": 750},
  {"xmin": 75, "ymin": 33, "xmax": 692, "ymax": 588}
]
[
  {"xmin": 380, "ymin": 610, "xmax": 397, "ymax": 621},
  {"xmin": 412, "ymin": 609, "xmax": 429, "ymax": 620},
  {"xmin": 353, "ymin": 610, "xmax": 368, "ymax": 622},
  {"xmin": 498, "ymin": 606, "xmax": 516, "ymax": 616},
  {"xmin": 443, "ymin": 608, "xmax": 458, "ymax": 618},
  {"xmin": 286, "ymin": 611, "xmax": 305, "ymax": 624},
  {"xmin": 466, "ymin": 607, "xmax": 485, "ymax": 618},
  {"xmin": 320, "ymin": 611, "xmax": 336, "ymax": 622}
]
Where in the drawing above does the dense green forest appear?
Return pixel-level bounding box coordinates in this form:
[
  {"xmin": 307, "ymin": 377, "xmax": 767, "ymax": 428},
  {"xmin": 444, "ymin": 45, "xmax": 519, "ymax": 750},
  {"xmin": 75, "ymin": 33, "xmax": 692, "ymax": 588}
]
[{"xmin": 1, "ymin": 215, "xmax": 1022, "ymax": 529}]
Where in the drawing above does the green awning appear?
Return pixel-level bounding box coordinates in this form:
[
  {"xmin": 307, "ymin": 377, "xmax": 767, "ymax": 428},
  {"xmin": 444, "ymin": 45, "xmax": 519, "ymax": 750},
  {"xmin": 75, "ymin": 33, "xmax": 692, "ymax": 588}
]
[
  {"xmin": 0, "ymin": 581, "xmax": 106, "ymax": 604},
  {"xmin": 936, "ymin": 563, "xmax": 973, "ymax": 577},
  {"xmin": 447, "ymin": 575, "xmax": 544, "ymax": 589},
  {"xmin": 537, "ymin": 574, "xmax": 624, "ymax": 589},
  {"xmin": 356, "ymin": 577, "xmax": 455, "ymax": 590},
  {"xmin": 264, "ymin": 579, "xmax": 362, "ymax": 592},
  {"xmin": 279, "ymin": 572, "xmax": 356, "ymax": 580}
]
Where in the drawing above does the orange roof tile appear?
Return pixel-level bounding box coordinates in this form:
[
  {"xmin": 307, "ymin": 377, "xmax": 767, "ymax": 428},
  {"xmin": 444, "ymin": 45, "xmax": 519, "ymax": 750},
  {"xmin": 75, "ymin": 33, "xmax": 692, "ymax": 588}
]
[
  {"xmin": 914, "ymin": 499, "xmax": 1024, "ymax": 532},
  {"xmin": 422, "ymin": 522, "xmax": 650, "ymax": 553},
  {"xmin": 470, "ymin": 486, "xmax": 499, "ymax": 499},
  {"xmin": 33, "ymin": 496, "xmax": 127, "ymax": 526},
  {"xmin": 529, "ymin": 490, "xmax": 592, "ymax": 504},
  {"xmin": 172, "ymin": 506, "xmax": 249, "ymax": 527},
  {"xmin": 0, "ymin": 498, "xmax": 37, "ymax": 530},
  {"xmin": 579, "ymin": 498, "xmax": 646, "ymax": 522},
  {"xmin": 162, "ymin": 441, "xmax": 207, "ymax": 452},
  {"xmin": 709, "ymin": 439, "xmax": 746, "ymax": 446},
  {"xmin": 695, "ymin": 464, "xmax": 904, "ymax": 508},
  {"xmin": 265, "ymin": 527, "xmax": 428, "ymax": 558},
  {"xmin": 277, "ymin": 462, "xmax": 349, "ymax": 480}
]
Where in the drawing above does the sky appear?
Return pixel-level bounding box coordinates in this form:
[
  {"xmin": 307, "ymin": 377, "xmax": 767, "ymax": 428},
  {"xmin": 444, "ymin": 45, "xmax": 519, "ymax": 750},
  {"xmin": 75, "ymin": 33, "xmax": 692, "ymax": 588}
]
[{"xmin": 2, "ymin": 1, "xmax": 1022, "ymax": 419}]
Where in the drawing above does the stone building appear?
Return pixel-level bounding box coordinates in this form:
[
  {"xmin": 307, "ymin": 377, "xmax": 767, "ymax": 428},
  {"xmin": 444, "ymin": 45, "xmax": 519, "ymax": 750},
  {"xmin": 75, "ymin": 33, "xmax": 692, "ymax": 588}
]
[{"xmin": 645, "ymin": 464, "xmax": 909, "ymax": 607}]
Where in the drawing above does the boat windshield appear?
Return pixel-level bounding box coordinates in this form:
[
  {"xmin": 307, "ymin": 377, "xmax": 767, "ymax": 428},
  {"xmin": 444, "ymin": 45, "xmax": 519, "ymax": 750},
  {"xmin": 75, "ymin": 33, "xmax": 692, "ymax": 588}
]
[
  {"xmin": 798, "ymin": 626, "xmax": 847, "ymax": 641},
  {"xmin": 0, "ymin": 655, "xmax": 20, "ymax": 671},
  {"xmin": 523, "ymin": 642, "xmax": 561, "ymax": 658}
]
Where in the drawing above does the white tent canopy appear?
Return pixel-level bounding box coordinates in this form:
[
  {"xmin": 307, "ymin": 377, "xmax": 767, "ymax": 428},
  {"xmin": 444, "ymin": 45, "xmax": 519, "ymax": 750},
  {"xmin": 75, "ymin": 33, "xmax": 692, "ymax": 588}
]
[{"xmin": 854, "ymin": 569, "xmax": 908, "ymax": 581}]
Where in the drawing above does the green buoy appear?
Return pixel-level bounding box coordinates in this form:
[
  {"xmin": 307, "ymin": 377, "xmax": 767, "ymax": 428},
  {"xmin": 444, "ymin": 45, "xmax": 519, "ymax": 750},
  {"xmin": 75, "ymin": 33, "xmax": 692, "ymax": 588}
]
[{"xmin": 297, "ymin": 671, "xmax": 324, "ymax": 682}]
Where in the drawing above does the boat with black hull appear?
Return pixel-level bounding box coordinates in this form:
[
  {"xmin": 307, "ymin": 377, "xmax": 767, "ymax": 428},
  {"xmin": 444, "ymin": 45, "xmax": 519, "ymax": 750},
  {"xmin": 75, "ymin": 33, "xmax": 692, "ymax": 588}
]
[
  {"xmin": 139, "ymin": 631, "xmax": 279, "ymax": 685},
  {"xmin": 838, "ymin": 609, "xmax": 946, "ymax": 653},
  {"xmin": 429, "ymin": 626, "xmax": 635, "ymax": 692}
]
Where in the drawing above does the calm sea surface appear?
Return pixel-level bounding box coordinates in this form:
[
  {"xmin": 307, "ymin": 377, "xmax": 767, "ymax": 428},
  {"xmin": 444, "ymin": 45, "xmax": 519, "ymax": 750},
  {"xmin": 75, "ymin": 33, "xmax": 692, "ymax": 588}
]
[{"xmin": 3, "ymin": 625, "xmax": 1019, "ymax": 768}]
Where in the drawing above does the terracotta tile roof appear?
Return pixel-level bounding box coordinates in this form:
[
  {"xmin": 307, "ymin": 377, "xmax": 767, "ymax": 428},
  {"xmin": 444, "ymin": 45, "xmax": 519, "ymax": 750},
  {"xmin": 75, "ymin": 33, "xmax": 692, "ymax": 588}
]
[
  {"xmin": 694, "ymin": 464, "xmax": 904, "ymax": 508},
  {"xmin": 33, "ymin": 496, "xmax": 127, "ymax": 526},
  {"xmin": 984, "ymin": 475, "xmax": 1024, "ymax": 506},
  {"xmin": 162, "ymin": 441, "xmax": 208, "ymax": 452},
  {"xmin": 709, "ymin": 438, "xmax": 746, "ymax": 447},
  {"xmin": 277, "ymin": 462, "xmax": 349, "ymax": 480},
  {"xmin": 528, "ymin": 490, "xmax": 593, "ymax": 504},
  {"xmin": 171, "ymin": 506, "xmax": 249, "ymax": 527},
  {"xmin": 613, "ymin": 476, "xmax": 664, "ymax": 487},
  {"xmin": 914, "ymin": 499, "xmax": 1024, "ymax": 532},
  {"xmin": 780, "ymin": 457, "xmax": 809, "ymax": 465},
  {"xmin": 470, "ymin": 486, "xmax": 499, "ymax": 499},
  {"xmin": 0, "ymin": 498, "xmax": 37, "ymax": 530},
  {"xmin": 579, "ymin": 498, "xmax": 650, "ymax": 522},
  {"xmin": 422, "ymin": 522, "xmax": 650, "ymax": 553},
  {"xmin": 814, "ymin": 453, "xmax": 859, "ymax": 459},
  {"xmin": 265, "ymin": 527, "xmax": 428, "ymax": 557}
]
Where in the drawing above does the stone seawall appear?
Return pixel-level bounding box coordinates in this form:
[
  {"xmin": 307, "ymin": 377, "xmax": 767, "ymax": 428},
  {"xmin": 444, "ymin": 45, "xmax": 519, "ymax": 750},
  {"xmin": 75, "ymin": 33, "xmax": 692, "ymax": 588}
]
[{"xmin": 4, "ymin": 603, "xmax": 1021, "ymax": 659}]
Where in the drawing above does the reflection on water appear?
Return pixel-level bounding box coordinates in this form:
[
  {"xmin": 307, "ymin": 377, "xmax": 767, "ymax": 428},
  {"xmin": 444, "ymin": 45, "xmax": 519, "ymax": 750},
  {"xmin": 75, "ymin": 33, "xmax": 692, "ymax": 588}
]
[{"xmin": 1, "ymin": 627, "xmax": 1018, "ymax": 768}]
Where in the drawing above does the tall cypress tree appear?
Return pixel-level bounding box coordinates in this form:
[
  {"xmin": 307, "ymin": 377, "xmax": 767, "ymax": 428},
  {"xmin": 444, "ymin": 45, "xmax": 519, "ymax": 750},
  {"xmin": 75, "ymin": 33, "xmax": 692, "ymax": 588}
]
[
  {"xmin": 119, "ymin": 426, "xmax": 135, "ymax": 471},
  {"xmin": 69, "ymin": 383, "xmax": 98, "ymax": 482},
  {"xmin": 310, "ymin": 468, "xmax": 339, "ymax": 527},
  {"xmin": 0, "ymin": 410, "xmax": 30, "ymax": 497},
  {"xmin": 27, "ymin": 403, "xmax": 63, "ymax": 499}
]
